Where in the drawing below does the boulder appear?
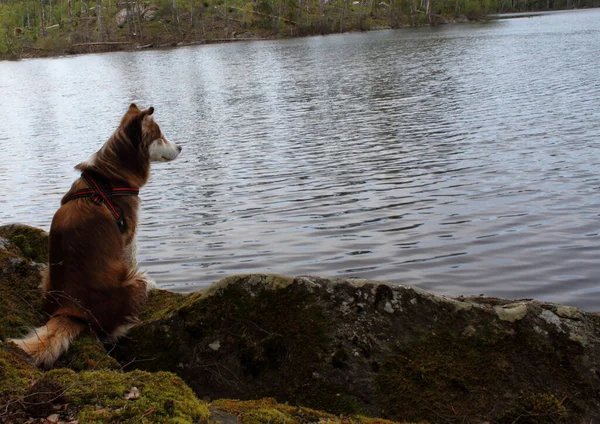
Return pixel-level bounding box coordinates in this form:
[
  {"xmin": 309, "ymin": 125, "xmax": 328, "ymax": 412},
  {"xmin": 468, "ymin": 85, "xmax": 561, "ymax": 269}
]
[
  {"xmin": 116, "ymin": 274, "xmax": 600, "ymax": 422},
  {"xmin": 0, "ymin": 224, "xmax": 48, "ymax": 341},
  {"xmin": 0, "ymin": 224, "xmax": 403, "ymax": 424},
  {"xmin": 116, "ymin": 5, "xmax": 158, "ymax": 28},
  {"xmin": 1, "ymin": 223, "xmax": 599, "ymax": 423}
]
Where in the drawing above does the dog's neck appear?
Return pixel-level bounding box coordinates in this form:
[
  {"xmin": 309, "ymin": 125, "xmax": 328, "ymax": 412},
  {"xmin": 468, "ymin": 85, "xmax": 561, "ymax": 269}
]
[{"xmin": 76, "ymin": 132, "xmax": 150, "ymax": 188}]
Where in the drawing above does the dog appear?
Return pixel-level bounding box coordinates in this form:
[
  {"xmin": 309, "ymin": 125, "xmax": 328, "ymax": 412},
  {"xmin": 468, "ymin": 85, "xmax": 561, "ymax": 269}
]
[{"xmin": 10, "ymin": 104, "xmax": 181, "ymax": 368}]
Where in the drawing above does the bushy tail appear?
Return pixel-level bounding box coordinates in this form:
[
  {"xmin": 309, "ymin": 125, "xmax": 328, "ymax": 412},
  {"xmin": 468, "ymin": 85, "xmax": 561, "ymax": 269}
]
[{"xmin": 9, "ymin": 315, "xmax": 85, "ymax": 368}]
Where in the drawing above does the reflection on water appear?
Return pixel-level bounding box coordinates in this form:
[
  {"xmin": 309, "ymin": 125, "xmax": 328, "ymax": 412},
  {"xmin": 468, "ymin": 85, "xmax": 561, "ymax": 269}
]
[{"xmin": 1, "ymin": 9, "xmax": 600, "ymax": 310}]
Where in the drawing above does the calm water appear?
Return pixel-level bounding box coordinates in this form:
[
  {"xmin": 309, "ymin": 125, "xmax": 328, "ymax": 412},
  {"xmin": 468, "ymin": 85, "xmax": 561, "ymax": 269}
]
[{"xmin": 1, "ymin": 9, "xmax": 600, "ymax": 309}]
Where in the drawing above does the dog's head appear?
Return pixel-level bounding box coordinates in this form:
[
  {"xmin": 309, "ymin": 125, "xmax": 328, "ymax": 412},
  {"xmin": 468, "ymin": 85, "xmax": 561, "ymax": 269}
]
[{"xmin": 121, "ymin": 103, "xmax": 182, "ymax": 163}]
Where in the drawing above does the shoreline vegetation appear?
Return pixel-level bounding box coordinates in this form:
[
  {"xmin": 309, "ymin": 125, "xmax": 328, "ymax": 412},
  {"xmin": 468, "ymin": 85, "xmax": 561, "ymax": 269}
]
[{"xmin": 0, "ymin": 0, "xmax": 599, "ymax": 61}]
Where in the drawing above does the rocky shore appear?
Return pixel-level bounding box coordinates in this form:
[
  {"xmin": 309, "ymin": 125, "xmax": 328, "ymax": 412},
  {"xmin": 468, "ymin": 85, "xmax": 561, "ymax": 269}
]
[{"xmin": 1, "ymin": 224, "xmax": 599, "ymax": 423}]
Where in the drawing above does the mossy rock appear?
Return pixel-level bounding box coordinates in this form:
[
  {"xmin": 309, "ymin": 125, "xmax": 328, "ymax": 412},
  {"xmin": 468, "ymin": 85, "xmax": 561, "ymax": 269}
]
[
  {"xmin": 54, "ymin": 332, "xmax": 121, "ymax": 371},
  {"xmin": 42, "ymin": 368, "xmax": 211, "ymax": 423},
  {"xmin": 2, "ymin": 225, "xmax": 600, "ymax": 423},
  {"xmin": 117, "ymin": 275, "xmax": 600, "ymax": 423},
  {"xmin": 0, "ymin": 224, "xmax": 48, "ymax": 264},
  {"xmin": 0, "ymin": 342, "xmax": 42, "ymax": 397},
  {"xmin": 374, "ymin": 332, "xmax": 577, "ymax": 422},
  {"xmin": 499, "ymin": 393, "xmax": 569, "ymax": 424},
  {"xmin": 0, "ymin": 342, "xmax": 43, "ymax": 420},
  {"xmin": 0, "ymin": 249, "xmax": 46, "ymax": 341},
  {"xmin": 117, "ymin": 274, "xmax": 333, "ymax": 404},
  {"xmin": 139, "ymin": 288, "xmax": 188, "ymax": 322},
  {"xmin": 209, "ymin": 398, "xmax": 406, "ymax": 424}
]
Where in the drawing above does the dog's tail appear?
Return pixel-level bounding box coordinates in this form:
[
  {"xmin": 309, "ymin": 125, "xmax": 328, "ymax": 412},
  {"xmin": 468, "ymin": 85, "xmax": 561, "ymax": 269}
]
[{"xmin": 9, "ymin": 315, "xmax": 86, "ymax": 368}]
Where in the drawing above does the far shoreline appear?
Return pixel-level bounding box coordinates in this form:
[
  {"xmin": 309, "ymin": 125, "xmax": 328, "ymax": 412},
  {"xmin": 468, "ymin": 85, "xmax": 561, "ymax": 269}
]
[
  {"xmin": 0, "ymin": 10, "xmax": 528, "ymax": 62},
  {"xmin": 2, "ymin": 7, "xmax": 598, "ymax": 62}
]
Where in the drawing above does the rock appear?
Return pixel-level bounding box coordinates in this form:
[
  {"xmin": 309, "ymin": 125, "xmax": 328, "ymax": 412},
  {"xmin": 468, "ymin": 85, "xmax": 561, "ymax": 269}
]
[
  {"xmin": 117, "ymin": 274, "xmax": 600, "ymax": 422},
  {"xmin": 2, "ymin": 223, "xmax": 600, "ymax": 423},
  {"xmin": 0, "ymin": 224, "xmax": 49, "ymax": 264},
  {"xmin": 0, "ymin": 224, "xmax": 406, "ymax": 424},
  {"xmin": 115, "ymin": 5, "xmax": 158, "ymax": 28},
  {"xmin": 124, "ymin": 386, "xmax": 140, "ymax": 400},
  {"xmin": 0, "ymin": 224, "xmax": 48, "ymax": 341}
]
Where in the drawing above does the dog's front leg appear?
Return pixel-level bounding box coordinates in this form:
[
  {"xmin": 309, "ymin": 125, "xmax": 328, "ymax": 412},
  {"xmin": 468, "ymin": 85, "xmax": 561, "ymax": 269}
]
[{"xmin": 123, "ymin": 234, "xmax": 156, "ymax": 293}]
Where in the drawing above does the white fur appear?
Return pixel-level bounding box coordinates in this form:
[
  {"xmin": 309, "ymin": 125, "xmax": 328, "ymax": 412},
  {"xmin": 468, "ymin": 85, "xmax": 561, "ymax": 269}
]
[
  {"xmin": 145, "ymin": 278, "xmax": 158, "ymax": 292},
  {"xmin": 79, "ymin": 152, "xmax": 98, "ymax": 168},
  {"xmin": 10, "ymin": 326, "xmax": 66, "ymax": 363},
  {"xmin": 149, "ymin": 135, "xmax": 181, "ymax": 162},
  {"xmin": 9, "ymin": 318, "xmax": 81, "ymax": 368},
  {"xmin": 108, "ymin": 321, "xmax": 137, "ymax": 341},
  {"xmin": 123, "ymin": 234, "xmax": 138, "ymax": 269}
]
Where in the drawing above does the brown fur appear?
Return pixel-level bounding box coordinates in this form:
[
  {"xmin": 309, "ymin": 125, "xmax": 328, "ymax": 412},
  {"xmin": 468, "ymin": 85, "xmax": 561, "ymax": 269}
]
[{"xmin": 11, "ymin": 104, "xmax": 168, "ymax": 368}]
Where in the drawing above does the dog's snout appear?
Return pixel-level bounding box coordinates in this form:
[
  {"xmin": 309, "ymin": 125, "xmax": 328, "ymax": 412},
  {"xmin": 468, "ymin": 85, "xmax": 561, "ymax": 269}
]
[{"xmin": 177, "ymin": 145, "xmax": 182, "ymax": 153}]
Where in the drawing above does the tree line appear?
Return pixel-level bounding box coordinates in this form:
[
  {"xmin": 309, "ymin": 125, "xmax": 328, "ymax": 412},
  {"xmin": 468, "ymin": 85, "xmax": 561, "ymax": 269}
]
[{"xmin": 1, "ymin": 0, "xmax": 598, "ymax": 58}]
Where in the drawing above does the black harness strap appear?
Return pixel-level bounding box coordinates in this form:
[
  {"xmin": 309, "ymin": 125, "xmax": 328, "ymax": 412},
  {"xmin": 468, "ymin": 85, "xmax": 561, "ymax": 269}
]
[{"xmin": 63, "ymin": 172, "xmax": 139, "ymax": 232}]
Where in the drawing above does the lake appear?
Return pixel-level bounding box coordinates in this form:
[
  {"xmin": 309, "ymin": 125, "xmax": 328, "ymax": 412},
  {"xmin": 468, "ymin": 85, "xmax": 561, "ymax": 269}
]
[{"xmin": 1, "ymin": 9, "xmax": 599, "ymax": 310}]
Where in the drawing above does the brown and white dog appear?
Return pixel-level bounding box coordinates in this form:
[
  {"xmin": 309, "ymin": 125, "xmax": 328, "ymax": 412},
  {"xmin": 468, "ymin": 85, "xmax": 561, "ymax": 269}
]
[{"xmin": 10, "ymin": 104, "xmax": 181, "ymax": 368}]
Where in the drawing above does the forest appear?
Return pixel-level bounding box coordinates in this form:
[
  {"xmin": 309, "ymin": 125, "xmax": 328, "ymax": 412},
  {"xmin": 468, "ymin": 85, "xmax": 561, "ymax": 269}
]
[{"xmin": 0, "ymin": 0, "xmax": 599, "ymax": 58}]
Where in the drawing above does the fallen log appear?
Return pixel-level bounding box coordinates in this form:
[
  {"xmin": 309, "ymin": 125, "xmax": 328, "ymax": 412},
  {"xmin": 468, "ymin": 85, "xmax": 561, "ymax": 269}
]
[{"xmin": 70, "ymin": 41, "xmax": 134, "ymax": 47}]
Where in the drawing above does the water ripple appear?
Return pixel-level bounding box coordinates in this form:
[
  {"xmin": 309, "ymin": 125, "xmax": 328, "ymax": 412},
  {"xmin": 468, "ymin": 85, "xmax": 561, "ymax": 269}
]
[{"xmin": 1, "ymin": 10, "xmax": 600, "ymax": 309}]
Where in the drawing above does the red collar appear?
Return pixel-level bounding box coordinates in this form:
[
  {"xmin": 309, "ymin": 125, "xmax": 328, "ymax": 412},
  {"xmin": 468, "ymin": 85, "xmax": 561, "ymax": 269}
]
[{"xmin": 63, "ymin": 172, "xmax": 139, "ymax": 231}]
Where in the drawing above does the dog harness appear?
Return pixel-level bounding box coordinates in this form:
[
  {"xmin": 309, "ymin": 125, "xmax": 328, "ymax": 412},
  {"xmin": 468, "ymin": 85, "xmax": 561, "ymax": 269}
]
[{"xmin": 63, "ymin": 172, "xmax": 139, "ymax": 232}]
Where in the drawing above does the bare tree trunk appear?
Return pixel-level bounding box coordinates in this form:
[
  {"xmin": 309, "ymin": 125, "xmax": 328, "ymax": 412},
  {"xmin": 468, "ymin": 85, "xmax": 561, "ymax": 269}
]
[
  {"xmin": 40, "ymin": 0, "xmax": 46, "ymax": 36},
  {"xmin": 359, "ymin": 0, "xmax": 365, "ymax": 30},
  {"xmin": 135, "ymin": 0, "xmax": 144, "ymax": 37},
  {"xmin": 319, "ymin": 0, "xmax": 325, "ymax": 33},
  {"xmin": 67, "ymin": 0, "xmax": 72, "ymax": 18},
  {"xmin": 339, "ymin": 0, "xmax": 344, "ymax": 32},
  {"xmin": 224, "ymin": 0, "xmax": 229, "ymax": 36},
  {"xmin": 125, "ymin": 1, "xmax": 134, "ymax": 37},
  {"xmin": 190, "ymin": 0, "xmax": 195, "ymax": 33},
  {"xmin": 96, "ymin": 0, "xmax": 104, "ymax": 40},
  {"xmin": 173, "ymin": 0, "xmax": 181, "ymax": 34},
  {"xmin": 275, "ymin": 0, "xmax": 282, "ymax": 33}
]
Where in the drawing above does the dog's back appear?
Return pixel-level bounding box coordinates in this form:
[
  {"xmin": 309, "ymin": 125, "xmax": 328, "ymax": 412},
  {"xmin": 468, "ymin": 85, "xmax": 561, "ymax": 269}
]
[{"xmin": 47, "ymin": 192, "xmax": 138, "ymax": 334}]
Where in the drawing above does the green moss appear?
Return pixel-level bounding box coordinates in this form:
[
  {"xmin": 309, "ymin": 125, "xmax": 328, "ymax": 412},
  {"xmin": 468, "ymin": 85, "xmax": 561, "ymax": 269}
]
[
  {"xmin": 0, "ymin": 225, "xmax": 49, "ymax": 341},
  {"xmin": 55, "ymin": 333, "xmax": 120, "ymax": 371},
  {"xmin": 139, "ymin": 289, "xmax": 188, "ymax": 322},
  {"xmin": 294, "ymin": 384, "xmax": 365, "ymax": 416},
  {"xmin": 374, "ymin": 331, "xmax": 584, "ymax": 422},
  {"xmin": 243, "ymin": 407, "xmax": 290, "ymax": 424},
  {"xmin": 500, "ymin": 393, "xmax": 568, "ymax": 424},
  {"xmin": 0, "ymin": 342, "xmax": 43, "ymax": 420},
  {"xmin": 121, "ymin": 275, "xmax": 332, "ymax": 389},
  {"xmin": 0, "ymin": 343, "xmax": 42, "ymax": 397},
  {"xmin": 210, "ymin": 398, "xmax": 412, "ymax": 424},
  {"xmin": 211, "ymin": 398, "xmax": 335, "ymax": 423},
  {"xmin": 0, "ymin": 250, "xmax": 45, "ymax": 340},
  {"xmin": 45, "ymin": 368, "xmax": 211, "ymax": 423},
  {"xmin": 0, "ymin": 224, "xmax": 49, "ymax": 263}
]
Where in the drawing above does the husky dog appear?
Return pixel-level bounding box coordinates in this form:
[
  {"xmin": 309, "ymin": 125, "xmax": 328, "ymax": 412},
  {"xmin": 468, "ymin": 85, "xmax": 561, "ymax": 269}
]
[{"xmin": 10, "ymin": 104, "xmax": 181, "ymax": 368}]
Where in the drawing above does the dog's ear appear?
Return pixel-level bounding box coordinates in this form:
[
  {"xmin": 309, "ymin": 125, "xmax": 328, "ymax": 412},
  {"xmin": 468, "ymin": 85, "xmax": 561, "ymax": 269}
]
[
  {"xmin": 140, "ymin": 107, "xmax": 155, "ymax": 127},
  {"xmin": 120, "ymin": 105, "xmax": 145, "ymax": 148},
  {"xmin": 141, "ymin": 106, "xmax": 154, "ymax": 116},
  {"xmin": 122, "ymin": 106, "xmax": 157, "ymax": 149}
]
